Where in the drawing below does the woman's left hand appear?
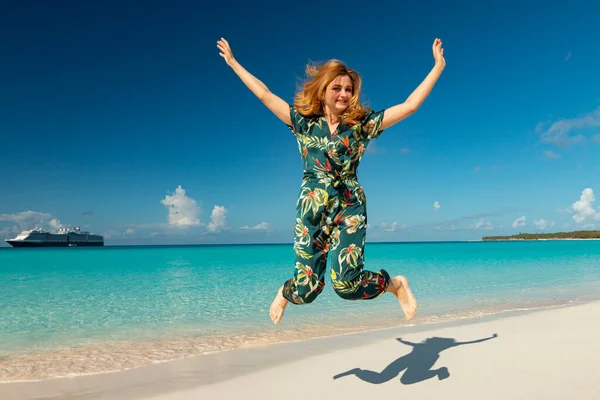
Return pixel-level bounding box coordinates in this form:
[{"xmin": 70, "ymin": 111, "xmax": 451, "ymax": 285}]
[{"xmin": 432, "ymin": 38, "xmax": 445, "ymax": 69}]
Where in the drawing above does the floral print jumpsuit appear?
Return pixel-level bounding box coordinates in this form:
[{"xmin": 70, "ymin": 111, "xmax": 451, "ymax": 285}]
[{"xmin": 282, "ymin": 106, "xmax": 391, "ymax": 304}]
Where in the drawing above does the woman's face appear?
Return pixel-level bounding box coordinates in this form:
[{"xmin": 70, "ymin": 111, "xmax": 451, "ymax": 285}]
[{"xmin": 323, "ymin": 74, "xmax": 353, "ymax": 116}]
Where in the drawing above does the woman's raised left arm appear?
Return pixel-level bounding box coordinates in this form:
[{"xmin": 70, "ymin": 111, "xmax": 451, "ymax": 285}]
[{"xmin": 381, "ymin": 38, "xmax": 446, "ymax": 130}]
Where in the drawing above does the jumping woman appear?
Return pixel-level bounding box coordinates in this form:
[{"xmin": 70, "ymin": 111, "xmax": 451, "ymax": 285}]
[{"xmin": 217, "ymin": 37, "xmax": 445, "ymax": 324}]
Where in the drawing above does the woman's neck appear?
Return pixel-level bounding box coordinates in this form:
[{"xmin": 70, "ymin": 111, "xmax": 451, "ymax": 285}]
[{"xmin": 324, "ymin": 107, "xmax": 342, "ymax": 124}]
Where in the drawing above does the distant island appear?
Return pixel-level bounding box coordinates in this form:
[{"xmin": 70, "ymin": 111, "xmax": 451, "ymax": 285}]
[{"xmin": 482, "ymin": 230, "xmax": 600, "ymax": 241}]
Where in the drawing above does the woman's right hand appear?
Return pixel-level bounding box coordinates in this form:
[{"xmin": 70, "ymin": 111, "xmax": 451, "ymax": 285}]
[
  {"xmin": 215, "ymin": 37, "xmax": 292, "ymax": 126},
  {"xmin": 217, "ymin": 38, "xmax": 236, "ymax": 67}
]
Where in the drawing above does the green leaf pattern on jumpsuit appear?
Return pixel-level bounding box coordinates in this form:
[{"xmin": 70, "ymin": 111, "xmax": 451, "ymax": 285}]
[
  {"xmin": 293, "ymin": 218, "xmax": 312, "ymax": 259},
  {"xmin": 303, "ymin": 135, "xmax": 330, "ymax": 150},
  {"xmin": 329, "ymin": 227, "xmax": 341, "ymax": 250},
  {"xmin": 344, "ymin": 214, "xmax": 366, "ymax": 235},
  {"xmin": 298, "ymin": 187, "xmax": 329, "ymax": 218},
  {"xmin": 331, "ymin": 268, "xmax": 361, "ymax": 295},
  {"xmin": 295, "ymin": 262, "xmax": 321, "ymax": 293},
  {"xmin": 338, "ymin": 244, "xmax": 362, "ymax": 269},
  {"xmin": 294, "ymin": 218, "xmax": 310, "ymax": 245}
]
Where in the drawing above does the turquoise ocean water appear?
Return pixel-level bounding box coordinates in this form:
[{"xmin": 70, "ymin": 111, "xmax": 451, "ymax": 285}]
[{"xmin": 1, "ymin": 241, "xmax": 600, "ymax": 381}]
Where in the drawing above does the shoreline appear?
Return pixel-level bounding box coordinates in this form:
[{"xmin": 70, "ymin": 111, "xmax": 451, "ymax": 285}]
[
  {"xmin": 0, "ymin": 295, "xmax": 590, "ymax": 384},
  {"xmin": 2, "ymin": 299, "xmax": 599, "ymax": 400},
  {"xmin": 483, "ymin": 238, "xmax": 600, "ymax": 241}
]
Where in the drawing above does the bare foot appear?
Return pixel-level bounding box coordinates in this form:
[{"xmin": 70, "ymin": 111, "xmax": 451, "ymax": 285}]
[
  {"xmin": 388, "ymin": 276, "xmax": 417, "ymax": 320},
  {"xmin": 269, "ymin": 285, "xmax": 288, "ymax": 324}
]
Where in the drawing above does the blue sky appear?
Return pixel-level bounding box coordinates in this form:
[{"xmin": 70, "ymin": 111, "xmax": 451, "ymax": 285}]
[{"xmin": 1, "ymin": 0, "xmax": 599, "ymax": 246}]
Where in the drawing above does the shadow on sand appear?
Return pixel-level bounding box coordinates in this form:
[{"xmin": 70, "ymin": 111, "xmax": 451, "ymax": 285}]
[{"xmin": 333, "ymin": 333, "xmax": 497, "ymax": 385}]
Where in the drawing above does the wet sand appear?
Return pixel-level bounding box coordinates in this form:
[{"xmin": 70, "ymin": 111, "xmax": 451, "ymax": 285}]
[{"xmin": 3, "ymin": 301, "xmax": 600, "ymax": 400}]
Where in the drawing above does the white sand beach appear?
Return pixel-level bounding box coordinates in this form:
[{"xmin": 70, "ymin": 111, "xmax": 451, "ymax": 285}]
[{"xmin": 3, "ymin": 301, "xmax": 600, "ymax": 400}]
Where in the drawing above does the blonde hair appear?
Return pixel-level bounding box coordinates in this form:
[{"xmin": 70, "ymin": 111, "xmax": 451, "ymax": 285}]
[{"xmin": 294, "ymin": 60, "xmax": 370, "ymax": 125}]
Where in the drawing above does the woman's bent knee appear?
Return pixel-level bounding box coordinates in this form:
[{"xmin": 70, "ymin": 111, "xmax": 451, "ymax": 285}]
[
  {"xmin": 331, "ymin": 277, "xmax": 362, "ymax": 300},
  {"xmin": 284, "ymin": 281, "xmax": 324, "ymax": 304}
]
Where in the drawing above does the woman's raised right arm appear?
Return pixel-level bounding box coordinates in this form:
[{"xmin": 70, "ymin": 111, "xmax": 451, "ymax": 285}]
[{"xmin": 217, "ymin": 38, "xmax": 292, "ymax": 126}]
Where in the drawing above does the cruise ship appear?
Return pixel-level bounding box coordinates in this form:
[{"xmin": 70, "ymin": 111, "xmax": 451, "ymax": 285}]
[{"xmin": 5, "ymin": 226, "xmax": 104, "ymax": 247}]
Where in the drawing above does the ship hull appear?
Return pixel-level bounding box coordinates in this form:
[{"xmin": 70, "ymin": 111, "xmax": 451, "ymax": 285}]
[{"xmin": 6, "ymin": 241, "xmax": 104, "ymax": 248}]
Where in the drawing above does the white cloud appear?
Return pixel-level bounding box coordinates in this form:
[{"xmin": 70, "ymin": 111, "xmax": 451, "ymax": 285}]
[
  {"xmin": 240, "ymin": 222, "xmax": 269, "ymax": 230},
  {"xmin": 592, "ymin": 134, "xmax": 600, "ymax": 144},
  {"xmin": 435, "ymin": 221, "xmax": 458, "ymax": 231},
  {"xmin": 472, "ymin": 219, "xmax": 493, "ymax": 230},
  {"xmin": 48, "ymin": 219, "xmax": 65, "ymax": 230},
  {"xmin": 543, "ymin": 150, "xmax": 561, "ymax": 159},
  {"xmin": 473, "ymin": 166, "xmax": 480, "ymax": 173},
  {"xmin": 160, "ymin": 185, "xmax": 201, "ymax": 227},
  {"xmin": 207, "ymin": 206, "xmax": 228, "ymax": 232},
  {"xmin": 0, "ymin": 211, "xmax": 65, "ymax": 233},
  {"xmin": 102, "ymin": 227, "xmax": 137, "ymax": 239},
  {"xmin": 400, "ymin": 148, "xmax": 410, "ymax": 155},
  {"xmin": 533, "ymin": 219, "xmax": 555, "ymax": 230},
  {"xmin": 537, "ymin": 107, "xmax": 600, "ymax": 146},
  {"xmin": 0, "ymin": 210, "xmax": 53, "ymax": 224},
  {"xmin": 381, "ymin": 222, "xmax": 399, "ymax": 232},
  {"xmin": 512, "ymin": 216, "xmax": 526, "ymax": 228},
  {"xmin": 564, "ymin": 52, "xmax": 572, "ymax": 63},
  {"xmin": 433, "ymin": 209, "xmax": 515, "ymax": 231},
  {"xmin": 570, "ymin": 188, "xmax": 600, "ymax": 225},
  {"xmin": 433, "ymin": 201, "xmax": 440, "ymax": 212},
  {"xmin": 571, "ymin": 135, "xmax": 586, "ymax": 144}
]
